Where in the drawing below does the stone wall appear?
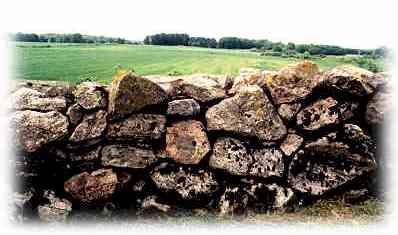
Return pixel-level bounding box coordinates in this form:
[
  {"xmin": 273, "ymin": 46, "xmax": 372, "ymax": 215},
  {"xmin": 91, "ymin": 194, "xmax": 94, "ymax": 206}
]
[{"xmin": 8, "ymin": 62, "xmax": 391, "ymax": 223}]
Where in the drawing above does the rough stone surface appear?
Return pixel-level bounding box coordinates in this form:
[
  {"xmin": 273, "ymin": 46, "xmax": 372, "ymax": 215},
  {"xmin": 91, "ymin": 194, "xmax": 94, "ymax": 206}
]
[
  {"xmin": 218, "ymin": 186, "xmax": 250, "ymax": 216},
  {"xmin": 266, "ymin": 61, "xmax": 323, "ymax": 104},
  {"xmin": 107, "ymin": 114, "xmax": 166, "ymax": 140},
  {"xmin": 206, "ymin": 85, "xmax": 286, "ymax": 141},
  {"xmin": 166, "ymin": 120, "xmax": 210, "ymax": 165},
  {"xmin": 37, "ymin": 190, "xmax": 72, "ymax": 223},
  {"xmin": 228, "ymin": 68, "xmax": 268, "ymax": 95},
  {"xmin": 278, "ymin": 103, "xmax": 302, "ymax": 121},
  {"xmin": 68, "ymin": 146, "xmax": 102, "ymax": 172},
  {"xmin": 249, "ymin": 148, "xmax": 284, "ymax": 178},
  {"xmin": 209, "ymin": 137, "xmax": 252, "ymax": 176},
  {"xmin": 66, "ymin": 103, "xmax": 84, "ymax": 125},
  {"xmin": 141, "ymin": 195, "xmax": 171, "ymax": 213},
  {"xmin": 365, "ymin": 91, "xmax": 392, "ymax": 126},
  {"xmin": 288, "ymin": 137, "xmax": 377, "ymax": 196},
  {"xmin": 167, "ymin": 99, "xmax": 200, "ymax": 117},
  {"xmin": 150, "ymin": 164, "xmax": 218, "ymax": 201},
  {"xmin": 74, "ymin": 82, "xmax": 107, "ymax": 110},
  {"xmin": 10, "ymin": 87, "xmax": 67, "ymax": 112},
  {"xmin": 296, "ymin": 97, "xmax": 339, "ymax": 131},
  {"xmin": 343, "ymin": 124, "xmax": 376, "ymax": 158},
  {"xmin": 11, "ymin": 110, "xmax": 69, "ymax": 152},
  {"xmin": 101, "ymin": 144, "xmax": 158, "ymax": 169},
  {"xmin": 247, "ymin": 183, "xmax": 295, "ymax": 210},
  {"xmin": 108, "ymin": 71, "xmax": 167, "ymax": 120},
  {"xmin": 69, "ymin": 110, "xmax": 107, "ymax": 142},
  {"xmin": 64, "ymin": 168, "xmax": 118, "ymax": 203},
  {"xmin": 280, "ymin": 134, "xmax": 303, "ymax": 156},
  {"xmin": 11, "ymin": 80, "xmax": 74, "ymax": 98},
  {"xmin": 339, "ymin": 102, "xmax": 360, "ymax": 121}
]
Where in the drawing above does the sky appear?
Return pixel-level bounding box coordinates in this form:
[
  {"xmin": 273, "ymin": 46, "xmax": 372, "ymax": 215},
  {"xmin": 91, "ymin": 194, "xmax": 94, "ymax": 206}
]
[{"xmin": 1, "ymin": 0, "xmax": 395, "ymax": 49}]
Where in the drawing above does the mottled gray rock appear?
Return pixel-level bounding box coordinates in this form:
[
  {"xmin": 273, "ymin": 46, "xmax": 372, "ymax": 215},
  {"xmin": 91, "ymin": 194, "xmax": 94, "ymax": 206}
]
[
  {"xmin": 365, "ymin": 91, "xmax": 392, "ymax": 126},
  {"xmin": 74, "ymin": 82, "xmax": 107, "ymax": 110},
  {"xmin": 108, "ymin": 71, "xmax": 167, "ymax": 120},
  {"xmin": 107, "ymin": 113, "xmax": 166, "ymax": 140},
  {"xmin": 10, "ymin": 80, "xmax": 74, "ymax": 98},
  {"xmin": 10, "ymin": 87, "xmax": 67, "ymax": 112},
  {"xmin": 167, "ymin": 99, "xmax": 200, "ymax": 117},
  {"xmin": 278, "ymin": 103, "xmax": 302, "ymax": 121},
  {"xmin": 288, "ymin": 137, "xmax": 377, "ymax": 196},
  {"xmin": 69, "ymin": 110, "xmax": 107, "ymax": 142},
  {"xmin": 166, "ymin": 120, "xmax": 210, "ymax": 165},
  {"xmin": 343, "ymin": 124, "xmax": 376, "ymax": 158},
  {"xmin": 66, "ymin": 103, "xmax": 84, "ymax": 125},
  {"xmin": 209, "ymin": 137, "xmax": 252, "ymax": 176},
  {"xmin": 280, "ymin": 134, "xmax": 303, "ymax": 156},
  {"xmin": 101, "ymin": 144, "xmax": 158, "ymax": 169},
  {"xmin": 64, "ymin": 168, "xmax": 117, "ymax": 204},
  {"xmin": 249, "ymin": 148, "xmax": 284, "ymax": 178},
  {"xmin": 37, "ymin": 190, "xmax": 72, "ymax": 223},
  {"xmin": 206, "ymin": 85, "xmax": 287, "ymax": 141},
  {"xmin": 296, "ymin": 97, "xmax": 339, "ymax": 131},
  {"xmin": 150, "ymin": 164, "xmax": 218, "ymax": 201},
  {"xmin": 11, "ymin": 110, "xmax": 69, "ymax": 152},
  {"xmin": 266, "ymin": 61, "xmax": 323, "ymax": 104}
]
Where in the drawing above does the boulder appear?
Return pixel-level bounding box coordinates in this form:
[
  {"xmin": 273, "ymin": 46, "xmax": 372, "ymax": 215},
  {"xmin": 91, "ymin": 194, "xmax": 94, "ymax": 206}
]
[
  {"xmin": 150, "ymin": 164, "xmax": 218, "ymax": 201},
  {"xmin": 277, "ymin": 103, "xmax": 302, "ymax": 121},
  {"xmin": 10, "ymin": 80, "xmax": 74, "ymax": 98},
  {"xmin": 266, "ymin": 61, "xmax": 323, "ymax": 105},
  {"xmin": 280, "ymin": 134, "xmax": 303, "ymax": 156},
  {"xmin": 101, "ymin": 144, "xmax": 158, "ymax": 169},
  {"xmin": 64, "ymin": 168, "xmax": 117, "ymax": 204},
  {"xmin": 108, "ymin": 71, "xmax": 167, "ymax": 120},
  {"xmin": 66, "ymin": 103, "xmax": 84, "ymax": 125},
  {"xmin": 69, "ymin": 110, "xmax": 107, "ymax": 142},
  {"xmin": 288, "ymin": 136, "xmax": 377, "ymax": 196},
  {"xmin": 166, "ymin": 99, "xmax": 200, "ymax": 117},
  {"xmin": 365, "ymin": 91, "xmax": 392, "ymax": 126},
  {"xmin": 228, "ymin": 68, "xmax": 269, "ymax": 95},
  {"xmin": 249, "ymin": 148, "xmax": 284, "ymax": 178},
  {"xmin": 206, "ymin": 85, "xmax": 286, "ymax": 141},
  {"xmin": 37, "ymin": 190, "xmax": 72, "ymax": 223},
  {"xmin": 209, "ymin": 137, "xmax": 252, "ymax": 176},
  {"xmin": 74, "ymin": 82, "xmax": 107, "ymax": 110},
  {"xmin": 166, "ymin": 120, "xmax": 210, "ymax": 165},
  {"xmin": 11, "ymin": 110, "xmax": 69, "ymax": 152},
  {"xmin": 342, "ymin": 124, "xmax": 376, "ymax": 158},
  {"xmin": 107, "ymin": 114, "xmax": 166, "ymax": 140},
  {"xmin": 296, "ymin": 97, "xmax": 339, "ymax": 131},
  {"xmin": 10, "ymin": 87, "xmax": 67, "ymax": 112}
]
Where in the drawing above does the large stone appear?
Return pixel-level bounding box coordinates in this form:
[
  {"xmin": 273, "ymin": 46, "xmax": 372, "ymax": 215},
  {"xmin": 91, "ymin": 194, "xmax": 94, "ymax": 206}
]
[
  {"xmin": 280, "ymin": 134, "xmax": 303, "ymax": 156},
  {"xmin": 107, "ymin": 114, "xmax": 166, "ymax": 140},
  {"xmin": 206, "ymin": 85, "xmax": 286, "ymax": 141},
  {"xmin": 209, "ymin": 137, "xmax": 252, "ymax": 176},
  {"xmin": 322, "ymin": 65, "xmax": 375, "ymax": 97},
  {"xmin": 166, "ymin": 99, "xmax": 201, "ymax": 117},
  {"xmin": 37, "ymin": 190, "xmax": 72, "ymax": 223},
  {"xmin": 10, "ymin": 80, "xmax": 74, "ymax": 98},
  {"xmin": 74, "ymin": 82, "xmax": 107, "ymax": 110},
  {"xmin": 266, "ymin": 61, "xmax": 323, "ymax": 105},
  {"xmin": 166, "ymin": 120, "xmax": 210, "ymax": 165},
  {"xmin": 108, "ymin": 71, "xmax": 167, "ymax": 120},
  {"xmin": 11, "ymin": 110, "xmax": 69, "ymax": 152},
  {"xmin": 365, "ymin": 91, "xmax": 392, "ymax": 126},
  {"xmin": 249, "ymin": 148, "xmax": 284, "ymax": 178},
  {"xmin": 10, "ymin": 87, "xmax": 67, "ymax": 112},
  {"xmin": 150, "ymin": 164, "xmax": 218, "ymax": 201},
  {"xmin": 101, "ymin": 144, "xmax": 158, "ymax": 169},
  {"xmin": 288, "ymin": 137, "xmax": 376, "ymax": 196},
  {"xmin": 296, "ymin": 97, "xmax": 339, "ymax": 131},
  {"xmin": 342, "ymin": 124, "xmax": 376, "ymax": 158},
  {"xmin": 64, "ymin": 168, "xmax": 117, "ymax": 204},
  {"xmin": 69, "ymin": 110, "xmax": 107, "ymax": 142},
  {"xmin": 228, "ymin": 68, "xmax": 269, "ymax": 95}
]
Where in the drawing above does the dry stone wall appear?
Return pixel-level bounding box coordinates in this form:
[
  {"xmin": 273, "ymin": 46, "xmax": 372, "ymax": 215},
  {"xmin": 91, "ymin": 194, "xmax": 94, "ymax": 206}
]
[{"xmin": 9, "ymin": 62, "xmax": 390, "ymax": 223}]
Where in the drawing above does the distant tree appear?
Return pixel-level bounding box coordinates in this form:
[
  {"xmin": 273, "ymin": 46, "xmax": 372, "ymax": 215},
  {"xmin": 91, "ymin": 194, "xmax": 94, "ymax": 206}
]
[{"xmin": 287, "ymin": 42, "xmax": 295, "ymax": 50}]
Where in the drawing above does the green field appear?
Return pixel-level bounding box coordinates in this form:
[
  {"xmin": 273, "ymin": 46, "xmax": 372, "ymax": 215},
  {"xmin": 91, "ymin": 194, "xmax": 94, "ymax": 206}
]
[{"xmin": 13, "ymin": 43, "xmax": 384, "ymax": 84}]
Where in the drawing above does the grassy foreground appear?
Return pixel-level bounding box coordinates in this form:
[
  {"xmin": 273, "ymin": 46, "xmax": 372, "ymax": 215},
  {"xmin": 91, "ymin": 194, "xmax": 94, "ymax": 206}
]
[{"xmin": 13, "ymin": 43, "xmax": 383, "ymax": 84}]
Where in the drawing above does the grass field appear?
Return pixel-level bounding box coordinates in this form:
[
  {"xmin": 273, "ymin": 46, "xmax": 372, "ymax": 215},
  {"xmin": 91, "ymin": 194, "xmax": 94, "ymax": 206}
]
[{"xmin": 13, "ymin": 42, "xmax": 384, "ymax": 84}]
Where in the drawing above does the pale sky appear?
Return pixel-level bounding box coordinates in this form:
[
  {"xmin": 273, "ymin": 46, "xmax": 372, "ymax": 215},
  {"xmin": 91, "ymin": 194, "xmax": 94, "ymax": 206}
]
[{"xmin": 1, "ymin": 0, "xmax": 396, "ymax": 49}]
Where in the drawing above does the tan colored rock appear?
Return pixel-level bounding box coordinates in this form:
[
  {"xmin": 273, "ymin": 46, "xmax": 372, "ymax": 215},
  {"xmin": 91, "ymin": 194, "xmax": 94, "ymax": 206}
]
[
  {"xmin": 206, "ymin": 85, "xmax": 286, "ymax": 141},
  {"xmin": 10, "ymin": 87, "xmax": 67, "ymax": 112},
  {"xmin": 64, "ymin": 168, "xmax": 117, "ymax": 203},
  {"xmin": 280, "ymin": 134, "xmax": 303, "ymax": 156},
  {"xmin": 69, "ymin": 110, "xmax": 107, "ymax": 142},
  {"xmin": 277, "ymin": 103, "xmax": 301, "ymax": 121},
  {"xmin": 166, "ymin": 120, "xmax": 210, "ymax": 165},
  {"xmin": 107, "ymin": 113, "xmax": 166, "ymax": 140},
  {"xmin": 74, "ymin": 82, "xmax": 107, "ymax": 110},
  {"xmin": 11, "ymin": 110, "xmax": 69, "ymax": 152},
  {"xmin": 228, "ymin": 68, "xmax": 269, "ymax": 94},
  {"xmin": 108, "ymin": 71, "xmax": 167, "ymax": 120},
  {"xmin": 101, "ymin": 144, "xmax": 158, "ymax": 169}
]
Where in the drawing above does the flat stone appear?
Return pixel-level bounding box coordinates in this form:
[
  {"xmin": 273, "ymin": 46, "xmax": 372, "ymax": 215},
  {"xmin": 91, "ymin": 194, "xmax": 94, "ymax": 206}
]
[
  {"xmin": 11, "ymin": 110, "xmax": 69, "ymax": 152},
  {"xmin": 209, "ymin": 137, "xmax": 252, "ymax": 176},
  {"xmin": 69, "ymin": 110, "xmax": 107, "ymax": 142},
  {"xmin": 74, "ymin": 82, "xmax": 107, "ymax": 110},
  {"xmin": 166, "ymin": 120, "xmax": 210, "ymax": 165},
  {"xmin": 101, "ymin": 144, "xmax": 158, "ymax": 169},
  {"xmin": 167, "ymin": 99, "xmax": 200, "ymax": 117},
  {"xmin": 280, "ymin": 134, "xmax": 303, "ymax": 156},
  {"xmin": 64, "ymin": 168, "xmax": 118, "ymax": 204},
  {"xmin": 107, "ymin": 113, "xmax": 166, "ymax": 140},
  {"xmin": 10, "ymin": 87, "xmax": 67, "ymax": 112},
  {"xmin": 108, "ymin": 71, "xmax": 167, "ymax": 120},
  {"xmin": 206, "ymin": 85, "xmax": 287, "ymax": 141},
  {"xmin": 249, "ymin": 148, "xmax": 284, "ymax": 178}
]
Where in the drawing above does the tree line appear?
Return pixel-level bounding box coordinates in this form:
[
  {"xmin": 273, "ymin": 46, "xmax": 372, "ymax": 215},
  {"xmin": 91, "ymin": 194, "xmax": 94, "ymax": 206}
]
[{"xmin": 10, "ymin": 32, "xmax": 135, "ymax": 44}]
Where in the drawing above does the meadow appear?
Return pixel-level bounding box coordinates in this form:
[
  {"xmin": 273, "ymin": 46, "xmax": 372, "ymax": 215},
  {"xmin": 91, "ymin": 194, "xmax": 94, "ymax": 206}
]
[{"xmin": 13, "ymin": 43, "xmax": 383, "ymax": 84}]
